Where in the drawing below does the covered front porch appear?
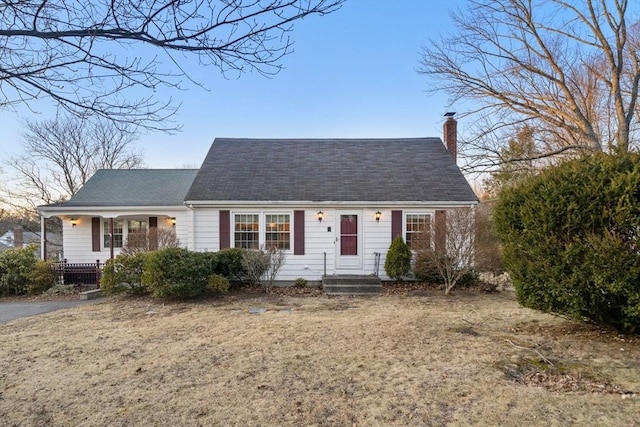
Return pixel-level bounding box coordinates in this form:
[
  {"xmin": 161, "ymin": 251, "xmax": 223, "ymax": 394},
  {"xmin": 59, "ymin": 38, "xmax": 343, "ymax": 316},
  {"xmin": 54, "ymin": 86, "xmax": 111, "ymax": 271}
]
[{"xmin": 37, "ymin": 207, "xmax": 190, "ymax": 264}]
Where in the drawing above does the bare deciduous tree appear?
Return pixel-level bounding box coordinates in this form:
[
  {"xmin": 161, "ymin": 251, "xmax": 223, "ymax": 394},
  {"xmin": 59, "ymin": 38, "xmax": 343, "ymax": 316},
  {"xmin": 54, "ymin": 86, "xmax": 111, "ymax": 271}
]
[
  {"xmin": 417, "ymin": 208, "xmax": 476, "ymax": 295},
  {"xmin": 0, "ymin": 0, "xmax": 343, "ymax": 130},
  {"xmin": 419, "ymin": 0, "xmax": 640, "ymax": 171},
  {"xmin": 1, "ymin": 114, "xmax": 143, "ymax": 211}
]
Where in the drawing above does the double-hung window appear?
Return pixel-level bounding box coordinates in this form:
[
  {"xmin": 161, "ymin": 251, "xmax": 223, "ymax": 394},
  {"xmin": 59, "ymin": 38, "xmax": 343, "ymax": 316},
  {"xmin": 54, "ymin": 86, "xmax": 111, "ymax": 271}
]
[
  {"xmin": 103, "ymin": 219, "xmax": 147, "ymax": 249},
  {"xmin": 103, "ymin": 220, "xmax": 124, "ymax": 248},
  {"xmin": 265, "ymin": 214, "xmax": 290, "ymax": 250},
  {"xmin": 234, "ymin": 214, "xmax": 260, "ymax": 249},
  {"xmin": 405, "ymin": 214, "xmax": 431, "ymax": 251},
  {"xmin": 128, "ymin": 220, "xmax": 148, "ymax": 236},
  {"xmin": 233, "ymin": 212, "xmax": 291, "ymax": 250}
]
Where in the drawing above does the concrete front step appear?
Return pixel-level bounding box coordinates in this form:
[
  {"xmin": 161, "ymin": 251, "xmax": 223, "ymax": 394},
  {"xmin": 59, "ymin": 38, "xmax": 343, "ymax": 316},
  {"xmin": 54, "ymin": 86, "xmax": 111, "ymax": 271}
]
[
  {"xmin": 79, "ymin": 289, "xmax": 103, "ymax": 300},
  {"xmin": 322, "ymin": 275, "xmax": 383, "ymax": 296}
]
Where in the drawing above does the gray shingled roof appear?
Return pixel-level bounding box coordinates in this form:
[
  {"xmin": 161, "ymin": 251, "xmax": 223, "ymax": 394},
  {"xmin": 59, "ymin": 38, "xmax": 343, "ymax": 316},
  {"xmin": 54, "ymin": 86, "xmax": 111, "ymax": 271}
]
[
  {"xmin": 185, "ymin": 138, "xmax": 477, "ymax": 202},
  {"xmin": 42, "ymin": 169, "xmax": 198, "ymax": 207}
]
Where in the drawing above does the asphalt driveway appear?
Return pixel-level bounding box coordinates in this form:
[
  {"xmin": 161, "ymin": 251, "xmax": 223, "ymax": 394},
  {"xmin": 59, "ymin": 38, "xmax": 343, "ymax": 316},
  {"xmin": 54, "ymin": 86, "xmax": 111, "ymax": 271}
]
[{"xmin": 0, "ymin": 300, "xmax": 98, "ymax": 324}]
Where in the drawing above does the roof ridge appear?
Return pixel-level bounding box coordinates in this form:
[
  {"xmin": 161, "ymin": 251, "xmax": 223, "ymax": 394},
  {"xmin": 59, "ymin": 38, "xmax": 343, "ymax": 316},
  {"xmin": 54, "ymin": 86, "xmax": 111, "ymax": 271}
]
[
  {"xmin": 213, "ymin": 137, "xmax": 440, "ymax": 142},
  {"xmin": 94, "ymin": 168, "xmax": 199, "ymax": 172}
]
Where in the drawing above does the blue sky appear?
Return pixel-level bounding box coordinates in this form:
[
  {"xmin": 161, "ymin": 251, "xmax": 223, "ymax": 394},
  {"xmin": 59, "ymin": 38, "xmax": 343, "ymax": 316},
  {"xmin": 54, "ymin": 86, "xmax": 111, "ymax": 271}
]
[{"xmin": 0, "ymin": 0, "xmax": 463, "ymax": 169}]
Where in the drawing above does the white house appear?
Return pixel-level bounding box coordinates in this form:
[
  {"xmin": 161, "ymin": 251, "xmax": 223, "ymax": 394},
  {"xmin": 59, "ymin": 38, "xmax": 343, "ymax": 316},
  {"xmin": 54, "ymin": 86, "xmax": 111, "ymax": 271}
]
[{"xmin": 37, "ymin": 116, "xmax": 477, "ymax": 283}]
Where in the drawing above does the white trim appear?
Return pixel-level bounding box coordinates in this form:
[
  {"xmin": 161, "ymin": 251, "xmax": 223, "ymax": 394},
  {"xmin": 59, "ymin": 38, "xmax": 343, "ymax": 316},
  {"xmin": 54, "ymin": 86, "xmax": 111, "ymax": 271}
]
[{"xmin": 37, "ymin": 205, "xmax": 188, "ymax": 218}]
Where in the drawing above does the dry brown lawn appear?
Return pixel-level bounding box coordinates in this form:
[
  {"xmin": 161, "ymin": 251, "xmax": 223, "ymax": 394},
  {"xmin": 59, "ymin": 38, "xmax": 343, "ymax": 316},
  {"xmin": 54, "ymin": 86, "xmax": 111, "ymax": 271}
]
[{"xmin": 0, "ymin": 288, "xmax": 639, "ymax": 426}]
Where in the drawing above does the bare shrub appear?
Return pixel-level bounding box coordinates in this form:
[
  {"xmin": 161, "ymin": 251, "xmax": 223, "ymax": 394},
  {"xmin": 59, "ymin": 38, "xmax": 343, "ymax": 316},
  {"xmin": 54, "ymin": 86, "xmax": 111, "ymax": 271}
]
[
  {"xmin": 241, "ymin": 249, "xmax": 270, "ymax": 287},
  {"xmin": 240, "ymin": 246, "xmax": 286, "ymax": 292},
  {"xmin": 264, "ymin": 246, "xmax": 286, "ymax": 292},
  {"xmin": 122, "ymin": 228, "xmax": 180, "ymax": 255}
]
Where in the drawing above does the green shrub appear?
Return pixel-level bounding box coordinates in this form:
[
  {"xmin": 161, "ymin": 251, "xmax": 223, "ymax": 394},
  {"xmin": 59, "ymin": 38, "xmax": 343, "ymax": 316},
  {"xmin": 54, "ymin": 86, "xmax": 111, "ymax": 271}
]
[
  {"xmin": 207, "ymin": 274, "xmax": 230, "ymax": 295},
  {"xmin": 412, "ymin": 251, "xmax": 444, "ymax": 284},
  {"xmin": 142, "ymin": 248, "xmax": 212, "ymax": 299},
  {"xmin": 384, "ymin": 236, "xmax": 412, "ymax": 281},
  {"xmin": 101, "ymin": 252, "xmax": 149, "ymax": 295},
  {"xmin": 27, "ymin": 260, "xmax": 57, "ymax": 295},
  {"xmin": 493, "ymin": 153, "xmax": 640, "ymax": 333},
  {"xmin": 210, "ymin": 248, "xmax": 248, "ymax": 284},
  {"xmin": 0, "ymin": 245, "xmax": 39, "ymax": 296},
  {"xmin": 456, "ymin": 269, "xmax": 480, "ymax": 288},
  {"xmin": 294, "ymin": 278, "xmax": 308, "ymax": 288}
]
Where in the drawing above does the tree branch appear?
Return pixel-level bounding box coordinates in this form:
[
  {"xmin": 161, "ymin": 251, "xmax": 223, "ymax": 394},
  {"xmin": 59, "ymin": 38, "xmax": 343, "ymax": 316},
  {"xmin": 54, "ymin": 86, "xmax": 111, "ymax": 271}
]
[{"xmin": 0, "ymin": 0, "xmax": 343, "ymax": 130}]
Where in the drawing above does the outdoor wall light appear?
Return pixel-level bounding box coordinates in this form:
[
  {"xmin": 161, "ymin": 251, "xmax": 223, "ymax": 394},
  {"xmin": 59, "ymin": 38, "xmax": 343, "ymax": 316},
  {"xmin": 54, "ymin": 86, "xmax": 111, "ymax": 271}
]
[
  {"xmin": 170, "ymin": 217, "xmax": 176, "ymax": 227},
  {"xmin": 70, "ymin": 218, "xmax": 78, "ymax": 228},
  {"xmin": 317, "ymin": 211, "xmax": 324, "ymax": 222},
  {"xmin": 374, "ymin": 211, "xmax": 382, "ymax": 222}
]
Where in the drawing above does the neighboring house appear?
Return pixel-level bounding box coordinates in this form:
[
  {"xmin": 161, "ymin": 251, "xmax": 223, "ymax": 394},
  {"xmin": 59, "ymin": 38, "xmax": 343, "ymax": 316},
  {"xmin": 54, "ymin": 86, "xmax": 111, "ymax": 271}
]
[
  {"xmin": 37, "ymin": 116, "xmax": 477, "ymax": 282},
  {"xmin": 0, "ymin": 226, "xmax": 62, "ymax": 259},
  {"xmin": 0, "ymin": 227, "xmax": 37, "ymax": 248}
]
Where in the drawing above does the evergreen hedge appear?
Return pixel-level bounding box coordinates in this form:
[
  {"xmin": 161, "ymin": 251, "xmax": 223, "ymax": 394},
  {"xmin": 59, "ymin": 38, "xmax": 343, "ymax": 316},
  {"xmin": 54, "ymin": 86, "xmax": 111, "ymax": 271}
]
[
  {"xmin": 0, "ymin": 245, "xmax": 39, "ymax": 296},
  {"xmin": 142, "ymin": 248, "xmax": 213, "ymax": 299},
  {"xmin": 493, "ymin": 153, "xmax": 640, "ymax": 333},
  {"xmin": 101, "ymin": 252, "xmax": 149, "ymax": 295}
]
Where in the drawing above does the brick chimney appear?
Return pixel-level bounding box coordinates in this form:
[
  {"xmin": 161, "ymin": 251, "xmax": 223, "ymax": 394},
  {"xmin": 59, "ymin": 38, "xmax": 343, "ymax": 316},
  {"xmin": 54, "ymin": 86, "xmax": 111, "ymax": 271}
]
[
  {"xmin": 443, "ymin": 112, "xmax": 457, "ymax": 162},
  {"xmin": 13, "ymin": 225, "xmax": 23, "ymax": 248}
]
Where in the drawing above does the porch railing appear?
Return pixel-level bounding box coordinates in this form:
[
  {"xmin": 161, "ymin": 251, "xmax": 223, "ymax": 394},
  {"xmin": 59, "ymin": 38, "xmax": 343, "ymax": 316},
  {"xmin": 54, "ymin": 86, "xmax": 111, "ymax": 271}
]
[{"xmin": 52, "ymin": 259, "xmax": 102, "ymax": 288}]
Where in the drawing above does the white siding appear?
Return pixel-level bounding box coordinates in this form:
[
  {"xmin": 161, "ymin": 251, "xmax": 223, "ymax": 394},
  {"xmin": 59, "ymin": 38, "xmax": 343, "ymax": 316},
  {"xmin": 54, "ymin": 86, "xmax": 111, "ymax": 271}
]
[
  {"xmin": 362, "ymin": 208, "xmax": 392, "ymax": 280},
  {"xmin": 172, "ymin": 211, "xmax": 192, "ymax": 249},
  {"xmin": 277, "ymin": 209, "xmax": 336, "ymax": 282},
  {"xmin": 192, "ymin": 209, "xmax": 219, "ymax": 252},
  {"xmin": 61, "ymin": 217, "xmax": 101, "ymax": 264}
]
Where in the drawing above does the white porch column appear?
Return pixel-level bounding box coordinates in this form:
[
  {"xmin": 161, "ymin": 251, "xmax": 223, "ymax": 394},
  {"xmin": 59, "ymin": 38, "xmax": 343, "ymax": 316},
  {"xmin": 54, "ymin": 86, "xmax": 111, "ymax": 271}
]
[{"xmin": 40, "ymin": 216, "xmax": 47, "ymax": 260}]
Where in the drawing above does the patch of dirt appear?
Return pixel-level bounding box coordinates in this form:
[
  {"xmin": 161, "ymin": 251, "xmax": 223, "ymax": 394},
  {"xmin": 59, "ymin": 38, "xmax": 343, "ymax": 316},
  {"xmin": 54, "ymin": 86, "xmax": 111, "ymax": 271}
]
[
  {"xmin": 499, "ymin": 356, "xmax": 636, "ymax": 395},
  {"xmin": 382, "ymin": 280, "xmax": 499, "ymax": 296}
]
